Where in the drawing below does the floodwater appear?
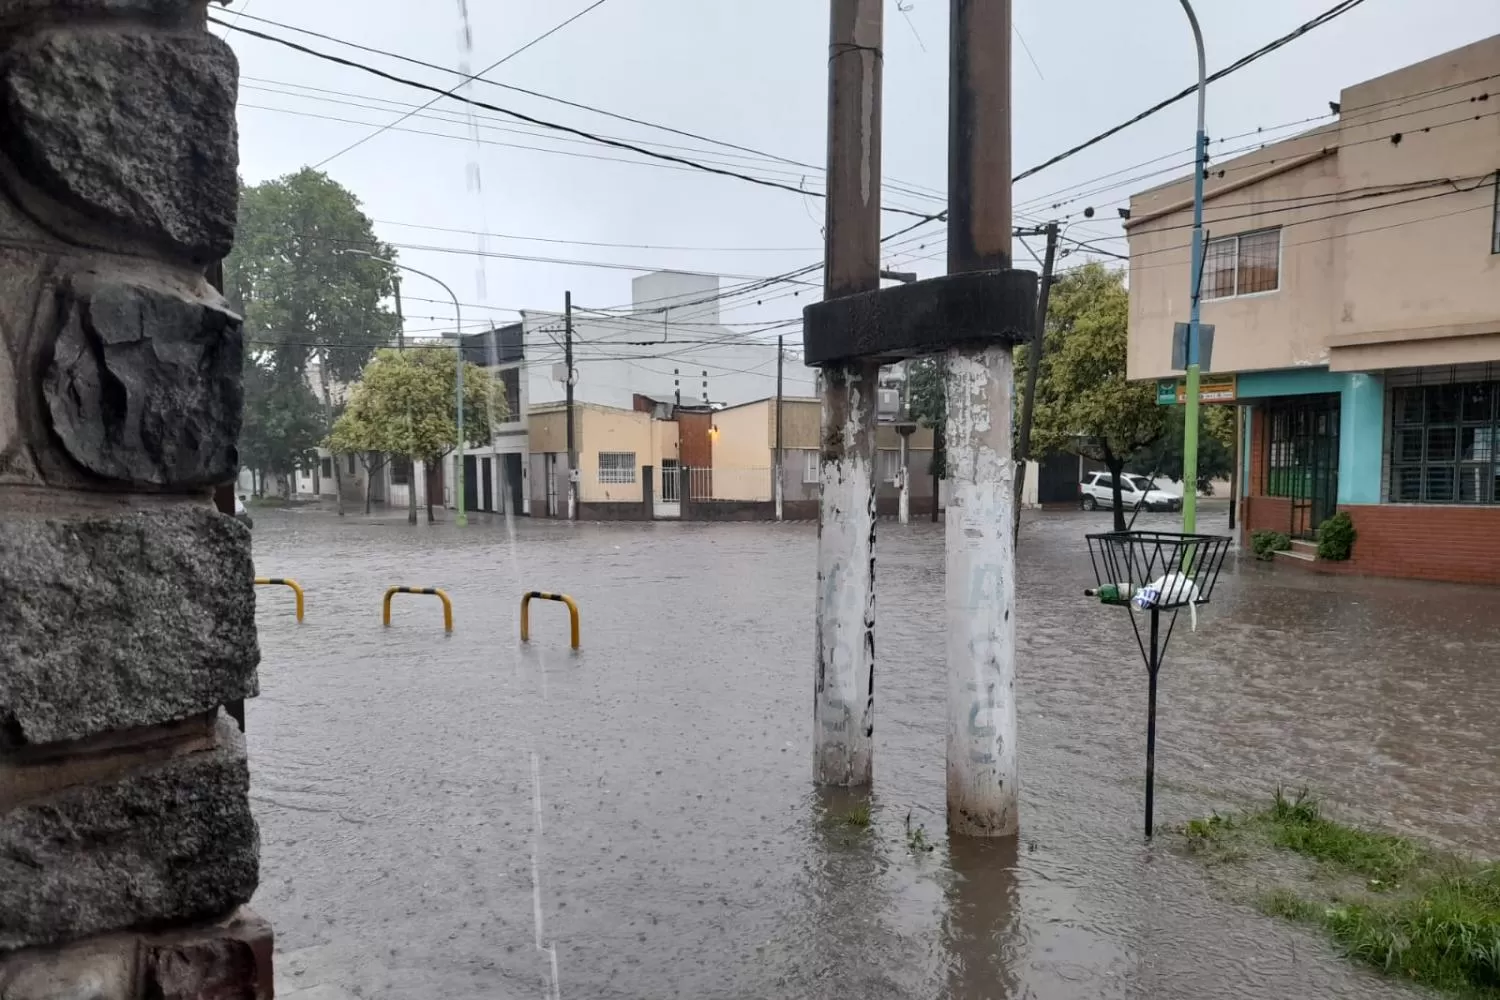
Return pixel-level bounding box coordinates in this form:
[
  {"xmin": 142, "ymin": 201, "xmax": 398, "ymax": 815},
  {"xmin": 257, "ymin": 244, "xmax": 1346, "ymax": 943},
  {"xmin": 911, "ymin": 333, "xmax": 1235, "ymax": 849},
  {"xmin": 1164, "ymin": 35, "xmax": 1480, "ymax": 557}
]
[{"xmin": 247, "ymin": 504, "xmax": 1500, "ymax": 1000}]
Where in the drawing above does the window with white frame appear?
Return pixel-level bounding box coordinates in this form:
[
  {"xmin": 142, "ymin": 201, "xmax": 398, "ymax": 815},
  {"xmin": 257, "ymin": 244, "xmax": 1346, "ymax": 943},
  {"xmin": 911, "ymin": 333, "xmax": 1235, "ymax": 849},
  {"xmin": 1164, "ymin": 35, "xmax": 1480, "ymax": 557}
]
[
  {"xmin": 1202, "ymin": 227, "xmax": 1281, "ymax": 300},
  {"xmin": 1492, "ymin": 170, "xmax": 1499, "ymax": 254},
  {"xmin": 879, "ymin": 448, "xmax": 902, "ymax": 483},
  {"xmin": 597, "ymin": 452, "xmax": 636, "ymax": 484},
  {"xmin": 803, "ymin": 449, "xmax": 820, "ymax": 483}
]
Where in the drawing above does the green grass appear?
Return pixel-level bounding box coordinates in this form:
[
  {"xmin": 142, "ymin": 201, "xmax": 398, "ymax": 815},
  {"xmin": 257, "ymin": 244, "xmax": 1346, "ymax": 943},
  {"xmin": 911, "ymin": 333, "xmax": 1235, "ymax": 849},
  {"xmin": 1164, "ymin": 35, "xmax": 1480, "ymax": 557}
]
[
  {"xmin": 1180, "ymin": 789, "xmax": 1500, "ymax": 998},
  {"xmin": 841, "ymin": 802, "xmax": 872, "ymax": 828}
]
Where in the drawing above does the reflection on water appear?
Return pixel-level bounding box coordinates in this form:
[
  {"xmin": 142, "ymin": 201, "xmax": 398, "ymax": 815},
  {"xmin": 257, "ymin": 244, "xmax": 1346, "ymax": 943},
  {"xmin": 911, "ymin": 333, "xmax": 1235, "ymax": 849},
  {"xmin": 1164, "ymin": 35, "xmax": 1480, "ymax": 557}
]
[{"xmin": 247, "ymin": 505, "xmax": 1497, "ymax": 999}]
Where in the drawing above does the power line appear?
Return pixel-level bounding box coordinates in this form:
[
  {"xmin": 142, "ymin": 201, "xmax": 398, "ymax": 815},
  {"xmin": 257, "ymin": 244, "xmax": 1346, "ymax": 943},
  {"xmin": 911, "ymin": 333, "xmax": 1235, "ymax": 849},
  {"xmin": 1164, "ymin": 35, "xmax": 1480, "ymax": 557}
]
[
  {"xmin": 1012, "ymin": 0, "xmax": 1372, "ymax": 183},
  {"xmin": 314, "ymin": 0, "xmax": 617, "ymax": 168},
  {"xmin": 221, "ymin": 12, "xmax": 947, "ymax": 207}
]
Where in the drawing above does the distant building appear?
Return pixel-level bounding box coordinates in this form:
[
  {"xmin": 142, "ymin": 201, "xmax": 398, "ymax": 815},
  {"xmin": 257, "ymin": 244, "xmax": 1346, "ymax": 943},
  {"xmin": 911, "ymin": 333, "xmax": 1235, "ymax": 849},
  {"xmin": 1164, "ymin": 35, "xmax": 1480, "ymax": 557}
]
[{"xmin": 1125, "ymin": 34, "xmax": 1500, "ymax": 583}]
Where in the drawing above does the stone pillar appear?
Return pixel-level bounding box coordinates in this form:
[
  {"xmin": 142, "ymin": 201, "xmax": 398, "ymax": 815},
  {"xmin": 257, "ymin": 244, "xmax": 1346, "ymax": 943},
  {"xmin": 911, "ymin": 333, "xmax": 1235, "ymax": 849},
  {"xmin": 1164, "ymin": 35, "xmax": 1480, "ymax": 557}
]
[{"xmin": 0, "ymin": 1, "xmax": 271, "ymax": 997}]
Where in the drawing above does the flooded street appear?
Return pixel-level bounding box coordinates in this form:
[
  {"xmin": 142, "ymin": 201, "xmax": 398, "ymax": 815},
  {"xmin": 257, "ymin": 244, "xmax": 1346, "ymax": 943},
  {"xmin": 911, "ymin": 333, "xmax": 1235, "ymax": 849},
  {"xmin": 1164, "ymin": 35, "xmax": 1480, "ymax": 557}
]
[{"xmin": 247, "ymin": 506, "xmax": 1500, "ymax": 999}]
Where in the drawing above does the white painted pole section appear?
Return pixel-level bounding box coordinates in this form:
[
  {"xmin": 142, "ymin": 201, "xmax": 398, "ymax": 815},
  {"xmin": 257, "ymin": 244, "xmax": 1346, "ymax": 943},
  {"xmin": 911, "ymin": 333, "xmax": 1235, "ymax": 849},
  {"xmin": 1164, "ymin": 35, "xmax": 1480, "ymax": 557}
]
[
  {"xmin": 774, "ymin": 472, "xmax": 784, "ymax": 522},
  {"xmin": 814, "ymin": 364, "xmax": 879, "ymax": 787},
  {"xmin": 898, "ymin": 435, "xmax": 910, "ymax": 524},
  {"xmin": 944, "ymin": 344, "xmax": 1018, "ymax": 836}
]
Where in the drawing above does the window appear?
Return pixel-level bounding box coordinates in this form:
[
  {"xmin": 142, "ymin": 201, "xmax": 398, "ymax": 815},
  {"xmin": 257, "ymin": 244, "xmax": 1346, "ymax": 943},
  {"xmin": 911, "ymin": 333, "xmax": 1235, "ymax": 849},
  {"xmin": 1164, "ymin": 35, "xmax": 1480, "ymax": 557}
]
[
  {"xmin": 320, "ymin": 457, "xmax": 332, "ymax": 479},
  {"xmin": 803, "ymin": 449, "xmax": 820, "ymax": 484},
  {"xmin": 1202, "ymin": 228, "xmax": 1281, "ymax": 300},
  {"xmin": 390, "ymin": 457, "xmax": 411, "ymax": 486},
  {"xmin": 347, "ymin": 454, "xmax": 357, "ymax": 475},
  {"xmin": 1492, "ymin": 169, "xmax": 1499, "ymax": 254},
  {"xmin": 597, "ymin": 452, "xmax": 636, "ymax": 484},
  {"xmin": 499, "ymin": 368, "xmax": 521, "ymax": 422},
  {"xmin": 879, "ymin": 449, "xmax": 902, "ymax": 483},
  {"xmin": 1391, "ymin": 382, "xmax": 1500, "ymax": 504}
]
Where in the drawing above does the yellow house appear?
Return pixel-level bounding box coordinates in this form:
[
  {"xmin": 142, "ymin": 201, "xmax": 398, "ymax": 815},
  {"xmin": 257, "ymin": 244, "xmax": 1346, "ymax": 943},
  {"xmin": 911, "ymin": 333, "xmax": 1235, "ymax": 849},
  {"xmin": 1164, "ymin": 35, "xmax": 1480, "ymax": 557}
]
[
  {"xmin": 709, "ymin": 396, "xmax": 937, "ymax": 514},
  {"xmin": 527, "ymin": 401, "xmax": 681, "ymax": 515}
]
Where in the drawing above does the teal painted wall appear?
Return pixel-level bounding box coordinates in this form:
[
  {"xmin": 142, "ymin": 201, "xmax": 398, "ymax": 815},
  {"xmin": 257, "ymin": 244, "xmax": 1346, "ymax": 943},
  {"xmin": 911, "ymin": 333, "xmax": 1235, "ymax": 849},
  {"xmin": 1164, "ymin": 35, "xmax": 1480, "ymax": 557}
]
[
  {"xmin": 1339, "ymin": 374, "xmax": 1384, "ymax": 505},
  {"xmin": 1235, "ymin": 367, "xmax": 1384, "ymax": 505}
]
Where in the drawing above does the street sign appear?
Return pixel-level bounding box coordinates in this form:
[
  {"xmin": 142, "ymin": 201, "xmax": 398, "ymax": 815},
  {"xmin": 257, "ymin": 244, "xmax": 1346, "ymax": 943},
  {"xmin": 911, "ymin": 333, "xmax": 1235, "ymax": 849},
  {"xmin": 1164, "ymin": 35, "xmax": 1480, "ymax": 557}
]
[
  {"xmin": 1157, "ymin": 374, "xmax": 1236, "ymax": 405},
  {"xmin": 1171, "ymin": 322, "xmax": 1216, "ymax": 371}
]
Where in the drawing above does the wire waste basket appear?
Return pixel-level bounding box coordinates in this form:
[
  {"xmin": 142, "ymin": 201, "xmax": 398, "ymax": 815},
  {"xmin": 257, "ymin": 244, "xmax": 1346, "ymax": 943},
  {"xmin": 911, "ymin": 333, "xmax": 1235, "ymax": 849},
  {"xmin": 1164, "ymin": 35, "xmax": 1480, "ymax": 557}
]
[{"xmin": 1084, "ymin": 530, "xmax": 1231, "ymax": 838}]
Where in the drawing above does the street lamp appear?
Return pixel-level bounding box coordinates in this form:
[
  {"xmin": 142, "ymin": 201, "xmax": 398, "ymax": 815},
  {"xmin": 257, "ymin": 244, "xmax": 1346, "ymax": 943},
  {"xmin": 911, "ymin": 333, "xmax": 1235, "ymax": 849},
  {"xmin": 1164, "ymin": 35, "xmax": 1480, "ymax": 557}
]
[
  {"xmin": 344, "ymin": 249, "xmax": 468, "ymax": 527},
  {"xmin": 1178, "ymin": 0, "xmax": 1208, "ymax": 533}
]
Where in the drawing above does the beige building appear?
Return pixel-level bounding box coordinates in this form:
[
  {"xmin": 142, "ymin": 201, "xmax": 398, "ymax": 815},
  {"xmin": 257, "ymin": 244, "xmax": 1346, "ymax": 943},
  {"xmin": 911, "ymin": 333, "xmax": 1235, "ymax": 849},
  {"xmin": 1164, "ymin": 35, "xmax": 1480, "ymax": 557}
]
[
  {"xmin": 1125, "ymin": 34, "xmax": 1500, "ymax": 583},
  {"xmin": 527, "ymin": 401, "xmax": 684, "ymax": 515},
  {"xmin": 710, "ymin": 396, "xmax": 937, "ymax": 516}
]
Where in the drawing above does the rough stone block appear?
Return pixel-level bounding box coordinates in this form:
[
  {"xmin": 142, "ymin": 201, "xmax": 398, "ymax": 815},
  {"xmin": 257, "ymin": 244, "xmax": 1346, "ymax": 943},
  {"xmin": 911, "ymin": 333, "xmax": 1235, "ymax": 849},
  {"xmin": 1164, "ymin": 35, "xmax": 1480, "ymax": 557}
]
[
  {"xmin": 0, "ymin": 1, "xmax": 226, "ymax": 31},
  {"xmin": 145, "ymin": 910, "xmax": 274, "ymax": 1000},
  {"xmin": 0, "ymin": 28, "xmax": 239, "ymax": 262},
  {"xmin": 43, "ymin": 271, "xmax": 244, "ymax": 488},
  {"xmin": 0, "ymin": 507, "xmax": 259, "ymax": 748},
  {"xmin": 0, "ymin": 940, "xmax": 137, "ymax": 1000},
  {"xmin": 0, "ymin": 716, "xmax": 259, "ymax": 952}
]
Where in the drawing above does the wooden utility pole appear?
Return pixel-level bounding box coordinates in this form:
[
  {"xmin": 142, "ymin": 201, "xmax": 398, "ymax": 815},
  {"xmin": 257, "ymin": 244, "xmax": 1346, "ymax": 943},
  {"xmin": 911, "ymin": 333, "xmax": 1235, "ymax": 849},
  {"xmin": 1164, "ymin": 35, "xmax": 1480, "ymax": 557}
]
[
  {"xmin": 774, "ymin": 335, "xmax": 785, "ymax": 521},
  {"xmin": 812, "ymin": 0, "xmax": 883, "ymax": 788},
  {"xmin": 565, "ymin": 291, "xmax": 577, "ymax": 521},
  {"xmin": 1013, "ymin": 220, "xmax": 1058, "ymax": 539},
  {"xmin": 944, "ymin": 0, "xmax": 1019, "ymax": 837}
]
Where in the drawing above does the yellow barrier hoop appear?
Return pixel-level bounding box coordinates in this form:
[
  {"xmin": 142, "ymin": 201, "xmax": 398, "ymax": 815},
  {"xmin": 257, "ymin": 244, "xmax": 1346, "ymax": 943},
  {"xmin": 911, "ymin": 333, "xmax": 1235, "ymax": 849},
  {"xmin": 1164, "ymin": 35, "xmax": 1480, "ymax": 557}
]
[
  {"xmin": 520, "ymin": 591, "xmax": 580, "ymax": 650},
  {"xmin": 383, "ymin": 586, "xmax": 454, "ymax": 633},
  {"xmin": 254, "ymin": 577, "xmax": 305, "ymax": 622}
]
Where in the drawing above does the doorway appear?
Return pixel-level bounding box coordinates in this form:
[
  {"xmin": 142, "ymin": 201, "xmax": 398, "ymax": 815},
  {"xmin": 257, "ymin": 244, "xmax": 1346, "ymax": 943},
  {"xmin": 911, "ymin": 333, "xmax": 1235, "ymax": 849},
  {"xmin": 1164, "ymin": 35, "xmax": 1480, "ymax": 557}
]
[{"xmin": 1261, "ymin": 394, "xmax": 1340, "ymax": 538}]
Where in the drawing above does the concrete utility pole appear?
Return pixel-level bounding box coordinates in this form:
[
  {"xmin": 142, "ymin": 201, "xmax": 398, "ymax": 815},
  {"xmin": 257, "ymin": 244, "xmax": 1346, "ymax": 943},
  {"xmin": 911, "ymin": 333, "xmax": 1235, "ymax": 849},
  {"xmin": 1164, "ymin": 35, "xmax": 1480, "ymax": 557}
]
[
  {"xmin": 1013, "ymin": 220, "xmax": 1059, "ymax": 540},
  {"xmin": 812, "ymin": 0, "xmax": 884, "ymax": 787},
  {"xmin": 775, "ymin": 335, "xmax": 785, "ymax": 521},
  {"xmin": 898, "ymin": 365, "xmax": 912, "ymax": 525},
  {"xmin": 945, "ymin": 0, "xmax": 1020, "ymax": 836},
  {"xmin": 393, "ymin": 274, "xmax": 405, "ymax": 351},
  {"xmin": 565, "ymin": 291, "xmax": 578, "ymax": 521},
  {"xmin": 1180, "ymin": 0, "xmax": 1208, "ymax": 533}
]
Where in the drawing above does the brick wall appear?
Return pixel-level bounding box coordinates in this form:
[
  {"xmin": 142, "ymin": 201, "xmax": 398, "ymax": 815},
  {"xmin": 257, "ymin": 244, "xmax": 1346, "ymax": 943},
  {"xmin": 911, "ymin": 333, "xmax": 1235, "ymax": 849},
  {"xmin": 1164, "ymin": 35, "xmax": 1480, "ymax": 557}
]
[{"xmin": 1339, "ymin": 504, "xmax": 1500, "ymax": 584}]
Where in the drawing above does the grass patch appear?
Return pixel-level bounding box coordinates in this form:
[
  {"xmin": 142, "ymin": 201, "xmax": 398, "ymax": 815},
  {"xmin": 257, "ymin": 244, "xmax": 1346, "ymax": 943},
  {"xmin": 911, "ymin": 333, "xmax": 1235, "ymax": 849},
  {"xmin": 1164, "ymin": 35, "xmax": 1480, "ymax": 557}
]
[
  {"xmin": 1180, "ymin": 789, "xmax": 1500, "ymax": 997},
  {"xmin": 841, "ymin": 802, "xmax": 872, "ymax": 828}
]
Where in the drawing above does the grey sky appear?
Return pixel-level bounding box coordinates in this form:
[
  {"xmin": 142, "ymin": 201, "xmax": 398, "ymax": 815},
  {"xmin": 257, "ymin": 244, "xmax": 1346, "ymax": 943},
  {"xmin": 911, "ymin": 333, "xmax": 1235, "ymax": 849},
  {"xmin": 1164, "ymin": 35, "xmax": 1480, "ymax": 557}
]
[{"xmin": 220, "ymin": 0, "xmax": 1500, "ymax": 342}]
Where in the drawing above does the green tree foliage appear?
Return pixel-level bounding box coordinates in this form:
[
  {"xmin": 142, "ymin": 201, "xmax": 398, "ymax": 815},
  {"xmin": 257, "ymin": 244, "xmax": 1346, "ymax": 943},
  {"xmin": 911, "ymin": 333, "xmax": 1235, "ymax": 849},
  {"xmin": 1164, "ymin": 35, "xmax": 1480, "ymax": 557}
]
[
  {"xmin": 1030, "ymin": 263, "xmax": 1166, "ymax": 529},
  {"xmin": 907, "ymin": 357, "xmax": 946, "ymax": 479},
  {"xmin": 225, "ymin": 168, "xmax": 401, "ymax": 503},
  {"xmin": 1130, "ymin": 404, "xmax": 1238, "ymax": 492},
  {"xmin": 328, "ymin": 349, "xmax": 501, "ymax": 523},
  {"xmin": 239, "ymin": 361, "xmax": 322, "ymax": 498}
]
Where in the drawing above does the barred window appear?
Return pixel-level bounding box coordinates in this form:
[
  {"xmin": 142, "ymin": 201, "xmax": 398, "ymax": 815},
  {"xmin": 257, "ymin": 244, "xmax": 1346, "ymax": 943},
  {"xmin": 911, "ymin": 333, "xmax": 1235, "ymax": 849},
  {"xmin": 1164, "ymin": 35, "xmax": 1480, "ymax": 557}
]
[
  {"xmin": 1390, "ymin": 382, "xmax": 1500, "ymax": 504},
  {"xmin": 1202, "ymin": 228, "xmax": 1281, "ymax": 300},
  {"xmin": 597, "ymin": 452, "xmax": 636, "ymax": 484},
  {"xmin": 803, "ymin": 449, "xmax": 820, "ymax": 483}
]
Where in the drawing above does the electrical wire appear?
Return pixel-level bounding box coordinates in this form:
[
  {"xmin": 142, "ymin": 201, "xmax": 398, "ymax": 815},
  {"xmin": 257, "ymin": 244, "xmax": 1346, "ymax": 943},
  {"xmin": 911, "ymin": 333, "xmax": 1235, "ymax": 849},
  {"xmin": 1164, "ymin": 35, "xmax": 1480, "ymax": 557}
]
[
  {"xmin": 1013, "ymin": 0, "xmax": 1373, "ymax": 183},
  {"xmin": 213, "ymin": 16, "xmax": 938, "ymax": 218}
]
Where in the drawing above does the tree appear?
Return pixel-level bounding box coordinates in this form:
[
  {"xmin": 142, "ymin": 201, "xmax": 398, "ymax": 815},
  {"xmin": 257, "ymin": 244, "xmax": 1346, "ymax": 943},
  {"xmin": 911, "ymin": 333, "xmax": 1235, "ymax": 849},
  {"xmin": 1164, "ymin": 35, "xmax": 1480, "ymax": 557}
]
[
  {"xmin": 239, "ymin": 358, "xmax": 323, "ymax": 499},
  {"xmin": 328, "ymin": 348, "xmax": 501, "ymax": 524},
  {"xmin": 1129, "ymin": 403, "xmax": 1237, "ymax": 494},
  {"xmin": 1031, "ymin": 263, "xmax": 1166, "ymax": 530},
  {"xmin": 906, "ymin": 357, "xmax": 947, "ymax": 522},
  {"xmin": 225, "ymin": 168, "xmax": 401, "ymax": 513}
]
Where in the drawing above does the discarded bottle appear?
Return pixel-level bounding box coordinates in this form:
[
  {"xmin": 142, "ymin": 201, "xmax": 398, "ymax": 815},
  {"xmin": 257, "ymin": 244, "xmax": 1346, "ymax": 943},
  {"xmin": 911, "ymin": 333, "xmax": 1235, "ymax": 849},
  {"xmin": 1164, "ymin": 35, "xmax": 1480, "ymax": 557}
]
[{"xmin": 1083, "ymin": 583, "xmax": 1130, "ymax": 603}]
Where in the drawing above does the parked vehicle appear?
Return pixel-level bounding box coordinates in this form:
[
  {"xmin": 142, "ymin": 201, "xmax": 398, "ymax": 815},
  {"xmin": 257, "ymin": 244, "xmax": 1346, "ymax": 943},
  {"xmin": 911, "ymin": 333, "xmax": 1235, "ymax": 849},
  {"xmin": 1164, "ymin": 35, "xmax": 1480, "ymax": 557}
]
[{"xmin": 1079, "ymin": 472, "xmax": 1182, "ymax": 513}]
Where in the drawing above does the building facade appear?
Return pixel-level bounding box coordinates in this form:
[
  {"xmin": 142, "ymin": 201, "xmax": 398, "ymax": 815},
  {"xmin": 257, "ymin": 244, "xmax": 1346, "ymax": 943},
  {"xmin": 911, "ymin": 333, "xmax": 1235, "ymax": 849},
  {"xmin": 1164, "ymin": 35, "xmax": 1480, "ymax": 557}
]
[{"xmin": 1126, "ymin": 34, "xmax": 1500, "ymax": 583}]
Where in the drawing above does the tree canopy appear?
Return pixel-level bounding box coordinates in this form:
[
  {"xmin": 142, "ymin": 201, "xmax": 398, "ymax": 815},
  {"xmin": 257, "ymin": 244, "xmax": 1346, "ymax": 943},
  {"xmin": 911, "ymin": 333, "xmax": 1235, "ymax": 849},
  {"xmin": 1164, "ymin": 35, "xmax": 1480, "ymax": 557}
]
[
  {"xmin": 1030, "ymin": 263, "xmax": 1166, "ymax": 527},
  {"xmin": 226, "ymin": 169, "xmax": 402, "ymax": 487},
  {"xmin": 1130, "ymin": 404, "xmax": 1238, "ymax": 491},
  {"xmin": 906, "ymin": 357, "xmax": 947, "ymax": 479},
  {"xmin": 328, "ymin": 348, "xmax": 501, "ymax": 462}
]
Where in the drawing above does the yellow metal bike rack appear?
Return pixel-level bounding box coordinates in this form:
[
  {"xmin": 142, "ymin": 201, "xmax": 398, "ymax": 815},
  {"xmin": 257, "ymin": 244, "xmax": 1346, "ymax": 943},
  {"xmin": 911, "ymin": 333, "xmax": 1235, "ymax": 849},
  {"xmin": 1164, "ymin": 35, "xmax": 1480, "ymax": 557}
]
[
  {"xmin": 254, "ymin": 577, "xmax": 305, "ymax": 622},
  {"xmin": 521, "ymin": 591, "xmax": 580, "ymax": 650},
  {"xmin": 384, "ymin": 586, "xmax": 454, "ymax": 633}
]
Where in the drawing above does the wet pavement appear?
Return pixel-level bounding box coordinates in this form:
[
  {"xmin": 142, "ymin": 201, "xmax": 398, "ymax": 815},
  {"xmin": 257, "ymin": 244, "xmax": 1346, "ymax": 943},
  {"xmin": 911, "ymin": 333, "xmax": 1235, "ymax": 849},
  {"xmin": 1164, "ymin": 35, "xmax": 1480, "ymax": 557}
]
[{"xmin": 246, "ymin": 504, "xmax": 1500, "ymax": 999}]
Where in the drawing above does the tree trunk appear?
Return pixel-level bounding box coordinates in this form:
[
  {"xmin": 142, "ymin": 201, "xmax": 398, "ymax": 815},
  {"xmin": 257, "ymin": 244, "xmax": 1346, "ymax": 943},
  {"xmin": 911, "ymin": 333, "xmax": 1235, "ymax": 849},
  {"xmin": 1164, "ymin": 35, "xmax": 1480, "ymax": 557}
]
[
  {"xmin": 318, "ymin": 355, "xmax": 344, "ymax": 516},
  {"xmin": 1106, "ymin": 452, "xmax": 1128, "ymax": 532},
  {"xmin": 363, "ymin": 458, "xmax": 373, "ymax": 515},
  {"xmin": 930, "ymin": 422, "xmax": 944, "ymax": 523},
  {"xmin": 425, "ymin": 458, "xmax": 436, "ymax": 524},
  {"xmin": 406, "ymin": 457, "xmax": 418, "ymax": 525}
]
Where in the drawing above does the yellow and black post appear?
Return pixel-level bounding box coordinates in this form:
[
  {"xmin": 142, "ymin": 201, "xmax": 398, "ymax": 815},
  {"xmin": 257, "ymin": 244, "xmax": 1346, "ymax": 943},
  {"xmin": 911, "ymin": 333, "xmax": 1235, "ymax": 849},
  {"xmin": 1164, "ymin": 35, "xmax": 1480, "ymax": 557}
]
[
  {"xmin": 254, "ymin": 577, "xmax": 305, "ymax": 622},
  {"xmin": 383, "ymin": 586, "xmax": 454, "ymax": 633},
  {"xmin": 520, "ymin": 591, "xmax": 580, "ymax": 650}
]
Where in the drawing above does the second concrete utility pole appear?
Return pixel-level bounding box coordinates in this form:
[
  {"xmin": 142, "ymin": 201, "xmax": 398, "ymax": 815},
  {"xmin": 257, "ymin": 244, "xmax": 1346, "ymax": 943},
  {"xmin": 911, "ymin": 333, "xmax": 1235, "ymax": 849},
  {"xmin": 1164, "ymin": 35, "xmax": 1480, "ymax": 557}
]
[{"xmin": 565, "ymin": 291, "xmax": 578, "ymax": 521}]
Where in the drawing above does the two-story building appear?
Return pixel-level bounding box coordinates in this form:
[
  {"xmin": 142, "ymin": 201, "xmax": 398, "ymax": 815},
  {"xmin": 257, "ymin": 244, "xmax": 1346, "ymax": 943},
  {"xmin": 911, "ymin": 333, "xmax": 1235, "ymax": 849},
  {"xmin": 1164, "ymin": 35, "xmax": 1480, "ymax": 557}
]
[{"xmin": 1126, "ymin": 34, "xmax": 1500, "ymax": 584}]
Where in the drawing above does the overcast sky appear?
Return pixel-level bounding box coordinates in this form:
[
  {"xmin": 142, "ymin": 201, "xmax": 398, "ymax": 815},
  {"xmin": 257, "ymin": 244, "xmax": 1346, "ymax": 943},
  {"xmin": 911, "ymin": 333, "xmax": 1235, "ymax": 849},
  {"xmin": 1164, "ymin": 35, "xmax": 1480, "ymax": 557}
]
[{"xmin": 218, "ymin": 0, "xmax": 1500, "ymax": 345}]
